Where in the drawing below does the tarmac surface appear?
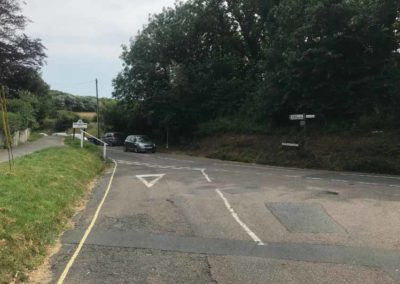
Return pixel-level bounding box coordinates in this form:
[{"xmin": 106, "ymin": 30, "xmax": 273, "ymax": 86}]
[
  {"xmin": 50, "ymin": 146, "xmax": 400, "ymax": 283},
  {"xmin": 0, "ymin": 136, "xmax": 64, "ymax": 163}
]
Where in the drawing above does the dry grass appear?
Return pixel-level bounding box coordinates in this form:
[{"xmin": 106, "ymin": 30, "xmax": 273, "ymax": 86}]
[{"xmin": 75, "ymin": 112, "xmax": 96, "ymax": 122}]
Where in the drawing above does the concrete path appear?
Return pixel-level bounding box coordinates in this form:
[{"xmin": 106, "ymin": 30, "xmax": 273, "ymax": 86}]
[
  {"xmin": 50, "ymin": 147, "xmax": 400, "ymax": 283},
  {"xmin": 0, "ymin": 136, "xmax": 64, "ymax": 163}
]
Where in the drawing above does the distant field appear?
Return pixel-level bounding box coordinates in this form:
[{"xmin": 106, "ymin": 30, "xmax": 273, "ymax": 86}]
[{"xmin": 75, "ymin": 112, "xmax": 96, "ymax": 121}]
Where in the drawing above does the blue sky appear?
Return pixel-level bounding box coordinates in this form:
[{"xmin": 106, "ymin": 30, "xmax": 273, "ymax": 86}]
[{"xmin": 23, "ymin": 0, "xmax": 178, "ymax": 98}]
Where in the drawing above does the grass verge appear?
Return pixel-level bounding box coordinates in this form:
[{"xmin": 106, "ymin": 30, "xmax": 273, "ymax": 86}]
[
  {"xmin": 0, "ymin": 140, "xmax": 105, "ymax": 282},
  {"xmin": 174, "ymin": 132, "xmax": 400, "ymax": 175}
]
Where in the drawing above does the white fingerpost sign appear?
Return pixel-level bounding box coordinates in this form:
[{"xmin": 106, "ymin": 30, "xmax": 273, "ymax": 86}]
[
  {"xmin": 73, "ymin": 119, "xmax": 88, "ymax": 129},
  {"xmin": 289, "ymin": 114, "xmax": 305, "ymax": 120}
]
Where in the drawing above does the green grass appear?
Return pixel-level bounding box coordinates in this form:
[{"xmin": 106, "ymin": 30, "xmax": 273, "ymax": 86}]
[
  {"xmin": 0, "ymin": 140, "xmax": 105, "ymax": 282},
  {"xmin": 27, "ymin": 132, "xmax": 42, "ymax": 142}
]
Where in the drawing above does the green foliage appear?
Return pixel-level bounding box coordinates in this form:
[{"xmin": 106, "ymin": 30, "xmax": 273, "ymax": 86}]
[
  {"xmin": 113, "ymin": 0, "xmax": 400, "ymax": 138},
  {"xmin": 198, "ymin": 117, "xmax": 270, "ymax": 136},
  {"xmin": 0, "ymin": 0, "xmax": 47, "ymax": 94},
  {"xmin": 49, "ymin": 90, "xmax": 97, "ymax": 112},
  {"xmin": 54, "ymin": 110, "xmax": 79, "ymax": 132},
  {"xmin": 7, "ymin": 99, "xmax": 37, "ymax": 129},
  {"xmin": 0, "ymin": 111, "xmax": 21, "ymax": 133}
]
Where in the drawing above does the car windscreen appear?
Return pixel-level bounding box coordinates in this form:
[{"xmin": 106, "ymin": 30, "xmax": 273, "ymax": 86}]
[{"xmin": 137, "ymin": 136, "xmax": 152, "ymax": 143}]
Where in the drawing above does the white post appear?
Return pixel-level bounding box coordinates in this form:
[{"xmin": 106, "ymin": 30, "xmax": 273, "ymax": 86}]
[
  {"xmin": 103, "ymin": 144, "xmax": 107, "ymax": 160},
  {"xmin": 80, "ymin": 129, "xmax": 83, "ymax": 148}
]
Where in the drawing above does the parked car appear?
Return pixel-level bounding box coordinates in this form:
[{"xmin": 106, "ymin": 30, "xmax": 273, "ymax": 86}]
[
  {"xmin": 124, "ymin": 135, "xmax": 156, "ymax": 153},
  {"xmin": 101, "ymin": 132, "xmax": 124, "ymax": 146}
]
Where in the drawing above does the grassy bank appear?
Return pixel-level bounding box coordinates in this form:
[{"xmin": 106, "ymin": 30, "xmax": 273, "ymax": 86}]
[
  {"xmin": 0, "ymin": 140, "xmax": 105, "ymax": 282},
  {"xmin": 178, "ymin": 132, "xmax": 400, "ymax": 175}
]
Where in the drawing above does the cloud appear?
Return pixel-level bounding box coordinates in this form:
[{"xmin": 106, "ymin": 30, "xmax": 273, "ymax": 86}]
[{"xmin": 23, "ymin": 0, "xmax": 178, "ymax": 96}]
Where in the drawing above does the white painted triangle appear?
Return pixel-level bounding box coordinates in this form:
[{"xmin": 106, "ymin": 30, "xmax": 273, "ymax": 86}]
[{"xmin": 136, "ymin": 174, "xmax": 165, "ymax": 188}]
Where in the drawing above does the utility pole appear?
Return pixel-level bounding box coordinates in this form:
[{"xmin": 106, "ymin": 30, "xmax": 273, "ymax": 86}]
[{"xmin": 95, "ymin": 78, "xmax": 100, "ymax": 138}]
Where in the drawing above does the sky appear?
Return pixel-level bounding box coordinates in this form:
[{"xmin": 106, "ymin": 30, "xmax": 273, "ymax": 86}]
[{"xmin": 23, "ymin": 0, "xmax": 178, "ymax": 98}]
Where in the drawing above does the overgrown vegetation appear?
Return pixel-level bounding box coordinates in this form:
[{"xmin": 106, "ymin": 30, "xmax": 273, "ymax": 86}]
[
  {"xmin": 113, "ymin": 0, "xmax": 400, "ymax": 139},
  {"xmin": 182, "ymin": 132, "xmax": 400, "ymax": 174},
  {"xmin": 0, "ymin": 141, "xmax": 105, "ymax": 283}
]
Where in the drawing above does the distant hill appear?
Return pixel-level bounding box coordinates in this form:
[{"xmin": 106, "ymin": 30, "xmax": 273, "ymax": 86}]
[{"xmin": 49, "ymin": 90, "xmax": 97, "ymax": 112}]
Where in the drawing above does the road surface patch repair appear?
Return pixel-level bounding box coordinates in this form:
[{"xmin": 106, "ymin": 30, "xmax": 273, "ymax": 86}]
[{"xmin": 265, "ymin": 202, "xmax": 346, "ymax": 234}]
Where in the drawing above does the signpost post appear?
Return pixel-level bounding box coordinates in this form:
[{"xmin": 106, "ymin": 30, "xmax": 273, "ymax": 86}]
[
  {"xmin": 72, "ymin": 119, "xmax": 88, "ymax": 148},
  {"xmin": 282, "ymin": 114, "xmax": 316, "ymax": 148},
  {"xmin": 289, "ymin": 114, "xmax": 316, "ymax": 135}
]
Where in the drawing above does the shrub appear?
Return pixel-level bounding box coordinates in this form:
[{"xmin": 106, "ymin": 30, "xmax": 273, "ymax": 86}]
[{"xmin": 54, "ymin": 110, "xmax": 79, "ymax": 131}]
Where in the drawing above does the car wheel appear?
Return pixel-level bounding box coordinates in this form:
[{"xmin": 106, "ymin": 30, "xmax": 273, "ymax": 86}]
[{"xmin": 152, "ymin": 150, "xmax": 156, "ymax": 153}]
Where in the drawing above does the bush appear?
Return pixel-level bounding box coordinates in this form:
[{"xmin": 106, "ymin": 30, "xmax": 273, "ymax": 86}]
[
  {"xmin": 197, "ymin": 117, "xmax": 270, "ymax": 136},
  {"xmin": 54, "ymin": 110, "xmax": 79, "ymax": 131},
  {"xmin": 0, "ymin": 111, "xmax": 22, "ymax": 133},
  {"xmin": 41, "ymin": 118, "xmax": 56, "ymax": 131}
]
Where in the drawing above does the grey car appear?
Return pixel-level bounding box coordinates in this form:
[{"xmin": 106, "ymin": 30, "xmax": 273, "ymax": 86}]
[
  {"xmin": 124, "ymin": 135, "xmax": 156, "ymax": 153},
  {"xmin": 102, "ymin": 132, "xmax": 124, "ymax": 146}
]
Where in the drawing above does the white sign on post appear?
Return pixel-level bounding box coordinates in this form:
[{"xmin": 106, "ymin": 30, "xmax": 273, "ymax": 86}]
[
  {"xmin": 289, "ymin": 114, "xmax": 305, "ymax": 120},
  {"xmin": 73, "ymin": 119, "xmax": 88, "ymax": 129},
  {"xmin": 289, "ymin": 114, "xmax": 316, "ymax": 120}
]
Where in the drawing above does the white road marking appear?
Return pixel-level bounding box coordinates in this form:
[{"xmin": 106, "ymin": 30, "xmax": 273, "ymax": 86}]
[
  {"xmin": 157, "ymin": 156, "xmax": 196, "ymax": 163},
  {"xmin": 201, "ymin": 169, "xmax": 212, "ymax": 183},
  {"xmin": 57, "ymin": 160, "xmax": 118, "ymax": 284},
  {"xmin": 117, "ymin": 160, "xmax": 400, "ymax": 188},
  {"xmin": 331, "ymin": 179, "xmax": 349, "ymax": 183},
  {"xmin": 200, "ymin": 169, "xmax": 265, "ymax": 246},
  {"xmin": 307, "ymin": 177, "xmax": 323, "ymax": 181},
  {"xmin": 216, "ymin": 189, "xmax": 265, "ymax": 246},
  {"xmin": 136, "ymin": 174, "xmax": 166, "ymax": 188},
  {"xmin": 340, "ymin": 173, "xmax": 400, "ymax": 180}
]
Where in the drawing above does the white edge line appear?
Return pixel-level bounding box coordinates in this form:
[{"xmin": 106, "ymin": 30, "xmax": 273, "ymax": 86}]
[
  {"xmin": 215, "ymin": 189, "xmax": 264, "ymax": 246},
  {"xmin": 57, "ymin": 160, "xmax": 118, "ymax": 284},
  {"xmin": 201, "ymin": 169, "xmax": 212, "ymax": 183}
]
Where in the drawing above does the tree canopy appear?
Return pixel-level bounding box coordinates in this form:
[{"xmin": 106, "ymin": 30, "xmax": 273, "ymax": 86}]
[
  {"xmin": 113, "ymin": 0, "xmax": 400, "ymax": 136},
  {"xmin": 0, "ymin": 0, "xmax": 47, "ymax": 94}
]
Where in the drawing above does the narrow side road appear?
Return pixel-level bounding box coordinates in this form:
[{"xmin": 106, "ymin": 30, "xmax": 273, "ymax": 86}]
[{"xmin": 0, "ymin": 136, "xmax": 64, "ymax": 163}]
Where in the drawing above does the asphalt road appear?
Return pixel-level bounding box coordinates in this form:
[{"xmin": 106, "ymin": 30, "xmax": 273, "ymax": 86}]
[{"xmin": 50, "ymin": 147, "xmax": 400, "ymax": 284}]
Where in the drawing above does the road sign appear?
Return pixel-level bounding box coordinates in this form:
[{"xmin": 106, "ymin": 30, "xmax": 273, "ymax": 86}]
[
  {"xmin": 73, "ymin": 119, "xmax": 87, "ymax": 129},
  {"xmin": 289, "ymin": 114, "xmax": 305, "ymax": 120},
  {"xmin": 290, "ymin": 114, "xmax": 316, "ymax": 120},
  {"xmin": 136, "ymin": 174, "xmax": 165, "ymax": 188},
  {"xmin": 282, "ymin": 142, "xmax": 300, "ymax": 147}
]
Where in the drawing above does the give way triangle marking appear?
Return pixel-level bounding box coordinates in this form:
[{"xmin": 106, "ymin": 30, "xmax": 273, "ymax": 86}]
[{"xmin": 136, "ymin": 174, "xmax": 166, "ymax": 188}]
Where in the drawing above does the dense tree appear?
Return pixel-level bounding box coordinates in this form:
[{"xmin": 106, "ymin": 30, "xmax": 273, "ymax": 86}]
[
  {"xmin": 0, "ymin": 0, "xmax": 46, "ymax": 94},
  {"xmin": 113, "ymin": 0, "xmax": 400, "ymax": 137}
]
